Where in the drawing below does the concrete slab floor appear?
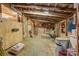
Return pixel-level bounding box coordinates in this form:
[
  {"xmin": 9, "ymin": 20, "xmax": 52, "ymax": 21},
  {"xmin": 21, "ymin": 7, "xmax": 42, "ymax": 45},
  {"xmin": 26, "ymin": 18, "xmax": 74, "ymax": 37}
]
[{"xmin": 6, "ymin": 34, "xmax": 56, "ymax": 56}]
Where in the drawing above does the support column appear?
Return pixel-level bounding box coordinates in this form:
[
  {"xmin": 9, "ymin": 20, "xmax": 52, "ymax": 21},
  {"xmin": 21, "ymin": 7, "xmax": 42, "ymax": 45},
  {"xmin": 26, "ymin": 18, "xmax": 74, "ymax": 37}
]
[{"xmin": 74, "ymin": 3, "xmax": 79, "ymax": 55}]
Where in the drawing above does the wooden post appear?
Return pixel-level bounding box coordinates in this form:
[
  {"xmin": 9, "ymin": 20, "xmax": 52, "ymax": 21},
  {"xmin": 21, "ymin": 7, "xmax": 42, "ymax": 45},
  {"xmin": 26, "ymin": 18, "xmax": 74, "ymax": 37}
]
[{"xmin": 75, "ymin": 4, "xmax": 79, "ymax": 55}]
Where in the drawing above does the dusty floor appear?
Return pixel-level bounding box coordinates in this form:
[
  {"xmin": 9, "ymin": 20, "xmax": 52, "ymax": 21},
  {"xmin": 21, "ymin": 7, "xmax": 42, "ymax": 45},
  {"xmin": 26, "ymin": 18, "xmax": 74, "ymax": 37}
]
[{"xmin": 6, "ymin": 34, "xmax": 56, "ymax": 56}]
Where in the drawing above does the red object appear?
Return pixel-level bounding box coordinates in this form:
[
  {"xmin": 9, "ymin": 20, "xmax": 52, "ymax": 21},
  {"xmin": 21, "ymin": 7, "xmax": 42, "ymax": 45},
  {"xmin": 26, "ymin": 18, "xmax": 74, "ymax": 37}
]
[{"xmin": 58, "ymin": 50, "xmax": 67, "ymax": 56}]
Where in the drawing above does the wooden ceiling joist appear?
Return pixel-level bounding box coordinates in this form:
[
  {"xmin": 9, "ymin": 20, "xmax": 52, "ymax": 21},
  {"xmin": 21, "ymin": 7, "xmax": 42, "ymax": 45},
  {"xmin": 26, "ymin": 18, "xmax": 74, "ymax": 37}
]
[
  {"xmin": 12, "ymin": 4, "xmax": 75, "ymax": 18},
  {"xmin": 29, "ymin": 16, "xmax": 58, "ymax": 24},
  {"xmin": 24, "ymin": 13, "xmax": 63, "ymax": 23},
  {"xmin": 14, "ymin": 7, "xmax": 72, "ymax": 18},
  {"xmin": 24, "ymin": 13, "xmax": 66, "ymax": 20},
  {"xmin": 12, "ymin": 3, "xmax": 76, "ymax": 12},
  {"xmin": 11, "ymin": 3, "xmax": 76, "ymax": 23},
  {"xmin": 13, "ymin": 5, "xmax": 74, "ymax": 13}
]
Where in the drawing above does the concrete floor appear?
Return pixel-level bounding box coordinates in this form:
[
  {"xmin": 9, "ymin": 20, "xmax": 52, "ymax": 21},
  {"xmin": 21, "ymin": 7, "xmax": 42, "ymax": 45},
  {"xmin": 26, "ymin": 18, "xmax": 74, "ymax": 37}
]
[{"xmin": 6, "ymin": 34, "xmax": 56, "ymax": 56}]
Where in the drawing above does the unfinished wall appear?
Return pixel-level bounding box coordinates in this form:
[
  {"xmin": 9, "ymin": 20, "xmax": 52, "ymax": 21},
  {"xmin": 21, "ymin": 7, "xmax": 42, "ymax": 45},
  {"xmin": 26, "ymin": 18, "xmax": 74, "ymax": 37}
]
[
  {"xmin": 1, "ymin": 19, "xmax": 22, "ymax": 49},
  {"xmin": 59, "ymin": 20, "xmax": 67, "ymax": 37},
  {"xmin": 27, "ymin": 19, "xmax": 34, "ymax": 37},
  {"xmin": 22, "ymin": 15, "xmax": 28, "ymax": 39},
  {"xmin": 0, "ymin": 4, "xmax": 23, "ymax": 49},
  {"xmin": 55, "ymin": 23, "xmax": 60, "ymax": 37},
  {"xmin": 55, "ymin": 20, "xmax": 67, "ymax": 37},
  {"xmin": 1, "ymin": 4, "xmax": 17, "ymax": 19}
]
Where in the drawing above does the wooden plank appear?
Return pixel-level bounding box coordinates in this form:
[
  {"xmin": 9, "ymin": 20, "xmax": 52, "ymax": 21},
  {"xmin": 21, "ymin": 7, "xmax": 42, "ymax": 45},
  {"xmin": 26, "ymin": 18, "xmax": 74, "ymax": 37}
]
[
  {"xmin": 12, "ymin": 4, "xmax": 75, "ymax": 14},
  {"xmin": 12, "ymin": 4, "xmax": 76, "ymax": 12},
  {"xmin": 27, "ymin": 16, "xmax": 62, "ymax": 24},
  {"xmin": 24, "ymin": 13, "xmax": 66, "ymax": 19}
]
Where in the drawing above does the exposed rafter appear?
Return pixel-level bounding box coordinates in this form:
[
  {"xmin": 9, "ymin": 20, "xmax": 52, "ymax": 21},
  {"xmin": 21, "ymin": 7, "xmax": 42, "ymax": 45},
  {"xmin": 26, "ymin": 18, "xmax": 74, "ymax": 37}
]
[
  {"xmin": 14, "ymin": 3, "xmax": 75, "ymax": 11},
  {"xmin": 24, "ymin": 13, "xmax": 63, "ymax": 23},
  {"xmin": 11, "ymin": 3, "xmax": 76, "ymax": 23},
  {"xmin": 24, "ymin": 13, "xmax": 65, "ymax": 19},
  {"xmin": 12, "ymin": 4, "xmax": 75, "ymax": 18},
  {"xmin": 12, "ymin": 4, "xmax": 75, "ymax": 13},
  {"xmin": 16, "ymin": 8, "xmax": 72, "ymax": 17},
  {"xmin": 32, "ymin": 18, "xmax": 56, "ymax": 24}
]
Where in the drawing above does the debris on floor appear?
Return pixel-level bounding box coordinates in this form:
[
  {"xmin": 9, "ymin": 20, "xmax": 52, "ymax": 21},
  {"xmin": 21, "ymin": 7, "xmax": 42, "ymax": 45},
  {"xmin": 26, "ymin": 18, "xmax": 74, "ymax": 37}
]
[{"xmin": 8, "ymin": 43, "xmax": 25, "ymax": 55}]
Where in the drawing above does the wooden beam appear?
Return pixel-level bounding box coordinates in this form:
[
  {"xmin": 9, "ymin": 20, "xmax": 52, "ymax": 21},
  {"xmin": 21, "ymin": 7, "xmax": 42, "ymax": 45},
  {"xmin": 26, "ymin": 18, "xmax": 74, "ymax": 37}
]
[
  {"xmin": 12, "ymin": 4, "xmax": 76, "ymax": 14},
  {"xmin": 32, "ymin": 18, "xmax": 55, "ymax": 23},
  {"xmin": 14, "ymin": 7, "xmax": 65, "ymax": 20},
  {"xmin": 29, "ymin": 16, "xmax": 57, "ymax": 24},
  {"xmin": 22, "ymin": 9, "xmax": 71, "ymax": 18},
  {"xmin": 14, "ymin": 6, "xmax": 74, "ymax": 14},
  {"xmin": 24, "ymin": 13, "xmax": 66, "ymax": 19},
  {"xmin": 12, "ymin": 4, "xmax": 75, "ymax": 19},
  {"xmin": 12, "ymin": 4, "xmax": 76, "ymax": 12},
  {"xmin": 28, "ymin": 3, "xmax": 75, "ymax": 11},
  {"xmin": 24, "ymin": 13, "xmax": 62, "ymax": 23},
  {"xmin": 12, "ymin": 4, "xmax": 75, "ymax": 18},
  {"xmin": 22, "ymin": 9, "xmax": 71, "ymax": 17}
]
